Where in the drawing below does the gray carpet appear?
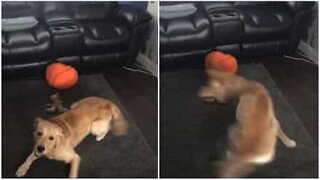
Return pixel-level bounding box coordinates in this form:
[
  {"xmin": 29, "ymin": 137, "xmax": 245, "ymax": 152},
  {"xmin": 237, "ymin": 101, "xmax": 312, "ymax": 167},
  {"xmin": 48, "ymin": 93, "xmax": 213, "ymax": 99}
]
[
  {"xmin": 160, "ymin": 63, "xmax": 317, "ymax": 177},
  {"xmin": 2, "ymin": 74, "xmax": 157, "ymax": 177}
]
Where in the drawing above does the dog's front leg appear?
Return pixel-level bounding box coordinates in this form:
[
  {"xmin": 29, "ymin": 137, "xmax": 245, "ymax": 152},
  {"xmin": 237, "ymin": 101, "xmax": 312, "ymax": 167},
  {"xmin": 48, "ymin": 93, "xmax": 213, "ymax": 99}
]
[
  {"xmin": 16, "ymin": 152, "xmax": 38, "ymax": 177},
  {"xmin": 69, "ymin": 154, "xmax": 81, "ymax": 178},
  {"xmin": 198, "ymin": 86, "xmax": 227, "ymax": 104},
  {"xmin": 198, "ymin": 86, "xmax": 217, "ymax": 103}
]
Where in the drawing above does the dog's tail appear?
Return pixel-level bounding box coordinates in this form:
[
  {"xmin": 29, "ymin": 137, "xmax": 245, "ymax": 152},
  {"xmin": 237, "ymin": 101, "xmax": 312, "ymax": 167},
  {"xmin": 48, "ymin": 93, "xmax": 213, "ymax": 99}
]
[
  {"xmin": 215, "ymin": 156, "xmax": 255, "ymax": 178},
  {"xmin": 110, "ymin": 104, "xmax": 128, "ymax": 136}
]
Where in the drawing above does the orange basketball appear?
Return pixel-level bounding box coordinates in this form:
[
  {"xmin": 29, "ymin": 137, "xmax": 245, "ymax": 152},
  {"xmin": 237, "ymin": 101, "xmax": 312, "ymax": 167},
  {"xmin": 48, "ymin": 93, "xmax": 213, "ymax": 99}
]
[
  {"xmin": 205, "ymin": 51, "xmax": 238, "ymax": 74},
  {"xmin": 46, "ymin": 62, "xmax": 78, "ymax": 90}
]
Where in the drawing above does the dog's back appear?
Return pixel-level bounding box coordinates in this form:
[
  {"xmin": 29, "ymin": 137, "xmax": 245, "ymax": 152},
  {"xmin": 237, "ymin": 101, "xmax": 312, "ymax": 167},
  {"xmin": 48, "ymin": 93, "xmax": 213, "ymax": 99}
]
[
  {"xmin": 70, "ymin": 97, "xmax": 128, "ymax": 135},
  {"xmin": 52, "ymin": 97, "xmax": 127, "ymax": 147}
]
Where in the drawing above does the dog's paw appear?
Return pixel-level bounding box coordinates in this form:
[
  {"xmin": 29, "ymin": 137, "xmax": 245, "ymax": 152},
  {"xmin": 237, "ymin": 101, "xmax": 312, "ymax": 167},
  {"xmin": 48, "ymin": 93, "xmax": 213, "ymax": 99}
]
[
  {"xmin": 96, "ymin": 136, "xmax": 104, "ymax": 141},
  {"xmin": 16, "ymin": 165, "xmax": 28, "ymax": 177},
  {"xmin": 69, "ymin": 172, "xmax": 78, "ymax": 178},
  {"xmin": 204, "ymin": 98, "xmax": 217, "ymax": 103},
  {"xmin": 96, "ymin": 133, "xmax": 107, "ymax": 141},
  {"xmin": 69, "ymin": 174, "xmax": 78, "ymax": 178},
  {"xmin": 286, "ymin": 140, "xmax": 296, "ymax": 148},
  {"xmin": 46, "ymin": 106, "xmax": 56, "ymax": 113}
]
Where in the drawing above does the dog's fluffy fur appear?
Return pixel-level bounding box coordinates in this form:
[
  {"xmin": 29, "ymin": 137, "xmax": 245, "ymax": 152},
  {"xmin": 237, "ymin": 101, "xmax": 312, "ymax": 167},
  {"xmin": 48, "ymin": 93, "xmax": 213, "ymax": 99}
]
[
  {"xmin": 16, "ymin": 97, "xmax": 128, "ymax": 178},
  {"xmin": 198, "ymin": 69, "xmax": 296, "ymax": 177}
]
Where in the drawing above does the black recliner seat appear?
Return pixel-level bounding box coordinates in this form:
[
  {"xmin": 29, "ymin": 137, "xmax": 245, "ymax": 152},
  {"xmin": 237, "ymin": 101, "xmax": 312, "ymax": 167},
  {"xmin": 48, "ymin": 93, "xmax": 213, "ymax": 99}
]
[
  {"xmin": 42, "ymin": 2, "xmax": 133, "ymax": 69},
  {"xmin": 2, "ymin": 1, "xmax": 152, "ymax": 79},
  {"xmin": 160, "ymin": 2, "xmax": 211, "ymax": 67},
  {"xmin": 204, "ymin": 2, "xmax": 292, "ymax": 55},
  {"xmin": 75, "ymin": 3, "xmax": 131, "ymax": 61},
  {"xmin": 2, "ymin": 2, "xmax": 51, "ymax": 77},
  {"xmin": 160, "ymin": 1, "xmax": 315, "ymax": 69}
]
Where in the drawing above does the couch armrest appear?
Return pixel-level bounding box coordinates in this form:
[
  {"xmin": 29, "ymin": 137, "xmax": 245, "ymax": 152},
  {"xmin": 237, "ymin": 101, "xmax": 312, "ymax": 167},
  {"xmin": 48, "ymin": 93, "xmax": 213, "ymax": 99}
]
[
  {"xmin": 116, "ymin": 4, "xmax": 152, "ymax": 27},
  {"xmin": 44, "ymin": 11, "xmax": 75, "ymax": 26},
  {"xmin": 286, "ymin": 2, "xmax": 315, "ymax": 12}
]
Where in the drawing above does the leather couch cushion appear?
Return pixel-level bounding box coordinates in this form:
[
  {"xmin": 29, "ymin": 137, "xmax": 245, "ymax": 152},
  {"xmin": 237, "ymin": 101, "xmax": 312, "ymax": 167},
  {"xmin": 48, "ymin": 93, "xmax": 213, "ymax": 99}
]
[
  {"xmin": 160, "ymin": 8, "xmax": 211, "ymax": 54},
  {"xmin": 2, "ymin": 16, "xmax": 38, "ymax": 31},
  {"xmin": 203, "ymin": 2, "xmax": 235, "ymax": 11},
  {"xmin": 79, "ymin": 21, "xmax": 131, "ymax": 54},
  {"xmin": 238, "ymin": 6, "xmax": 292, "ymax": 41},
  {"xmin": 160, "ymin": 3, "xmax": 197, "ymax": 19},
  {"xmin": 2, "ymin": 25, "xmax": 51, "ymax": 64},
  {"xmin": 116, "ymin": 4, "xmax": 153, "ymax": 27},
  {"xmin": 44, "ymin": 11, "xmax": 73, "ymax": 25}
]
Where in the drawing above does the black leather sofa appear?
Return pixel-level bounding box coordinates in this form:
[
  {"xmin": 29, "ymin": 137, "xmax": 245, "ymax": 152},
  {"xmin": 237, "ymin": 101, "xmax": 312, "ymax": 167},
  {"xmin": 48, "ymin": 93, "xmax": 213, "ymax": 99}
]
[
  {"xmin": 2, "ymin": 2, "xmax": 152, "ymax": 79},
  {"xmin": 160, "ymin": 1, "xmax": 316, "ymax": 69}
]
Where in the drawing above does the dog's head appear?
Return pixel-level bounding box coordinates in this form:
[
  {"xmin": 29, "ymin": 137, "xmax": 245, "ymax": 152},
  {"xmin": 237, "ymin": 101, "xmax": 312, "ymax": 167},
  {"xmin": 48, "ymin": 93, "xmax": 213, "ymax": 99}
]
[{"xmin": 33, "ymin": 117, "xmax": 63, "ymax": 157}]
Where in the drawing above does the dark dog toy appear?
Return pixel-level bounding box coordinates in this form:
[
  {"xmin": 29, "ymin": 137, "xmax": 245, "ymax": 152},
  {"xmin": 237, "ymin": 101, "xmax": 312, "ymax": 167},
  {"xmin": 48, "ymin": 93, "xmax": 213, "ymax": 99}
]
[{"xmin": 46, "ymin": 93, "xmax": 68, "ymax": 113}]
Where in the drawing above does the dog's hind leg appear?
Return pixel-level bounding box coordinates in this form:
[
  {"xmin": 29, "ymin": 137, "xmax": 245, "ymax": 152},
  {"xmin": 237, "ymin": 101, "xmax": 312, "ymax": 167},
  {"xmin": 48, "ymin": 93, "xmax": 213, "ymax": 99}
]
[
  {"xmin": 277, "ymin": 127, "xmax": 296, "ymax": 148},
  {"xmin": 91, "ymin": 118, "xmax": 111, "ymax": 141}
]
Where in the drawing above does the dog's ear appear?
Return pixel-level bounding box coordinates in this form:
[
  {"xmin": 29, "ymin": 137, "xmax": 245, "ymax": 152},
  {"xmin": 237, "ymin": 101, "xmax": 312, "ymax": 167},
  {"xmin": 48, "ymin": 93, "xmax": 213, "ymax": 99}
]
[
  {"xmin": 205, "ymin": 68, "xmax": 229, "ymax": 82},
  {"xmin": 206, "ymin": 68, "xmax": 219, "ymax": 76},
  {"xmin": 205, "ymin": 69, "xmax": 216, "ymax": 78},
  {"xmin": 34, "ymin": 117, "xmax": 44, "ymax": 127},
  {"xmin": 52, "ymin": 123, "xmax": 64, "ymax": 136}
]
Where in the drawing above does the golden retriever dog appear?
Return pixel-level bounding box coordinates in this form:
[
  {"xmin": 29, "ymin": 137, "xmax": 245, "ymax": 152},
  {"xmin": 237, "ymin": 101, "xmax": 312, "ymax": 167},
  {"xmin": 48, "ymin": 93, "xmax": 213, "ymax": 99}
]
[
  {"xmin": 198, "ymin": 68, "xmax": 296, "ymax": 177},
  {"xmin": 16, "ymin": 97, "xmax": 128, "ymax": 178}
]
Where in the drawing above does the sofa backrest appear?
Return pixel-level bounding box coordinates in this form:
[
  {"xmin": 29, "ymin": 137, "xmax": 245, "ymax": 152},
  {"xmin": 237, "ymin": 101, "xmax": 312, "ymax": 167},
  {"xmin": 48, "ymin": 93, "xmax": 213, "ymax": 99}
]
[
  {"xmin": 41, "ymin": 2, "xmax": 119, "ymax": 21},
  {"xmin": 68, "ymin": 2, "xmax": 118, "ymax": 21},
  {"xmin": 2, "ymin": 2, "xmax": 41, "ymax": 18},
  {"xmin": 42, "ymin": 2, "xmax": 68, "ymax": 13}
]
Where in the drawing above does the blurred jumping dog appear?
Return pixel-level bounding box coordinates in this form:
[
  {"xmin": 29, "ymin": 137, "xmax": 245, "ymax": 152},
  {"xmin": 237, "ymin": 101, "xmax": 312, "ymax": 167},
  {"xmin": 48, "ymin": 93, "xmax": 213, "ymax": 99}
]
[{"xmin": 198, "ymin": 69, "xmax": 296, "ymax": 177}]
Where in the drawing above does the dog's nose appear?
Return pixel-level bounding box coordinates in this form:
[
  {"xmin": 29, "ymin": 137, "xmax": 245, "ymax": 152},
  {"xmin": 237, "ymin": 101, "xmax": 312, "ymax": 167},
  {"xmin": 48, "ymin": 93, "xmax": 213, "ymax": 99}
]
[{"xmin": 37, "ymin": 145, "xmax": 45, "ymax": 153}]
